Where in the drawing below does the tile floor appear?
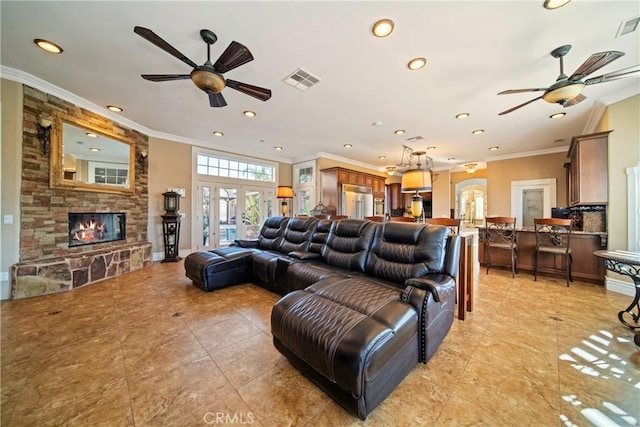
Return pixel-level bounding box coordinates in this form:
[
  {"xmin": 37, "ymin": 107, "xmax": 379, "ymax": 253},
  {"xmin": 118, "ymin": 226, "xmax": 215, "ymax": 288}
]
[{"xmin": 1, "ymin": 256, "xmax": 639, "ymax": 426}]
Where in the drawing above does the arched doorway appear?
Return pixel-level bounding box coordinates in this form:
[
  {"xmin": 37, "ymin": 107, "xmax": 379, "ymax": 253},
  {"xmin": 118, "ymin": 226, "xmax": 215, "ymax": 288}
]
[{"xmin": 455, "ymin": 178, "xmax": 487, "ymax": 227}]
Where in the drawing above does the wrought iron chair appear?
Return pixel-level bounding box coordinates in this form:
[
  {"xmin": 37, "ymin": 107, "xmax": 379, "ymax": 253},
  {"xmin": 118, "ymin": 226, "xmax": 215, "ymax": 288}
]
[
  {"xmin": 485, "ymin": 216, "xmax": 518, "ymax": 278},
  {"xmin": 426, "ymin": 217, "xmax": 461, "ymax": 234},
  {"xmin": 534, "ymin": 218, "xmax": 573, "ymax": 286}
]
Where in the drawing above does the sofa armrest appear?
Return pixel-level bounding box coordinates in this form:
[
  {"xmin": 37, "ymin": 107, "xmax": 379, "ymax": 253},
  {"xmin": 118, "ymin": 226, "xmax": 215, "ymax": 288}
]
[
  {"xmin": 404, "ymin": 274, "xmax": 455, "ymax": 303},
  {"xmin": 231, "ymin": 239, "xmax": 259, "ymax": 248},
  {"xmin": 288, "ymin": 251, "xmax": 321, "ymax": 260}
]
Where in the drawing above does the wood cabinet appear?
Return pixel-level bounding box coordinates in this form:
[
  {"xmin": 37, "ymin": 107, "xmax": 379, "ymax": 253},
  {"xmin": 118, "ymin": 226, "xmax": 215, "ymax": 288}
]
[
  {"xmin": 477, "ymin": 229, "xmax": 606, "ymax": 284},
  {"xmin": 321, "ymin": 167, "xmax": 387, "ymax": 215},
  {"xmin": 567, "ymin": 131, "xmax": 610, "ymax": 206}
]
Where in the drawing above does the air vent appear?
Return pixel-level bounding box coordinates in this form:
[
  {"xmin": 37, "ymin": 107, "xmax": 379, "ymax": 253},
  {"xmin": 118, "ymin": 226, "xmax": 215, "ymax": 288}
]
[
  {"xmin": 282, "ymin": 68, "xmax": 322, "ymax": 91},
  {"xmin": 616, "ymin": 16, "xmax": 639, "ymax": 37},
  {"xmin": 406, "ymin": 136, "xmax": 424, "ymax": 141}
]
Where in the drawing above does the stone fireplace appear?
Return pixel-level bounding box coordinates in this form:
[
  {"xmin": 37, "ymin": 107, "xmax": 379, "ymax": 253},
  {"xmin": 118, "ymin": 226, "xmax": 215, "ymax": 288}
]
[
  {"xmin": 11, "ymin": 85, "xmax": 151, "ymax": 299},
  {"xmin": 69, "ymin": 212, "xmax": 126, "ymax": 247}
]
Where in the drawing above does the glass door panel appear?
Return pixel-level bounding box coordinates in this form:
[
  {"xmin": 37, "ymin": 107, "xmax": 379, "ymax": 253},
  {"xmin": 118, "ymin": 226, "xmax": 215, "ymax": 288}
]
[
  {"xmin": 219, "ymin": 187, "xmax": 238, "ymax": 246},
  {"xmin": 194, "ymin": 182, "xmax": 215, "ymax": 251},
  {"xmin": 242, "ymin": 189, "xmax": 261, "ymax": 239}
]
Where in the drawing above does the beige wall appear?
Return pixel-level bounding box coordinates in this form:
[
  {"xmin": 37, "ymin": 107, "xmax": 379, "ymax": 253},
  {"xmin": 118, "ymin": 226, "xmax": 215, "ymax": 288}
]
[
  {"xmin": 598, "ymin": 94, "xmax": 639, "ymax": 251},
  {"xmin": 486, "ymin": 152, "xmax": 568, "ymax": 216},
  {"xmin": 1, "ymin": 80, "xmax": 22, "ymax": 293}
]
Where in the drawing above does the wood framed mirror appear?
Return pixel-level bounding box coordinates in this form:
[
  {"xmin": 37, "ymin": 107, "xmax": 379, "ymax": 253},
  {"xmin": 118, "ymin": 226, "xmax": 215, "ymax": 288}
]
[{"xmin": 49, "ymin": 116, "xmax": 135, "ymax": 195}]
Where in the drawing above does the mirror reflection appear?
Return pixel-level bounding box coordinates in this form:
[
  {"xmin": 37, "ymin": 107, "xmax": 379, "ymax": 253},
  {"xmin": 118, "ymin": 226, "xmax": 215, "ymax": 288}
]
[
  {"xmin": 62, "ymin": 123, "xmax": 130, "ymax": 185},
  {"xmin": 50, "ymin": 117, "xmax": 135, "ymax": 195}
]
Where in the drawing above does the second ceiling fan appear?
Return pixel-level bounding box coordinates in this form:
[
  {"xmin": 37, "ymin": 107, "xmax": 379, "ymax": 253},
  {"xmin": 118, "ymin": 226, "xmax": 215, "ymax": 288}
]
[
  {"xmin": 134, "ymin": 26, "xmax": 272, "ymax": 108},
  {"xmin": 498, "ymin": 44, "xmax": 639, "ymax": 115}
]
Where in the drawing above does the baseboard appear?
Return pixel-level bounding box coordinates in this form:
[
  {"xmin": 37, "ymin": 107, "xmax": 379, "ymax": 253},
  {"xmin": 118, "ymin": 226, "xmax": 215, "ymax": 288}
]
[
  {"xmin": 152, "ymin": 249, "xmax": 194, "ymax": 262},
  {"xmin": 605, "ymin": 276, "xmax": 635, "ymax": 297}
]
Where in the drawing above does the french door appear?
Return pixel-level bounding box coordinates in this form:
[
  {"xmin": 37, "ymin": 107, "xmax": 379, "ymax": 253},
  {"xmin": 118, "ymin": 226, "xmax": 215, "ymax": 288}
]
[{"xmin": 193, "ymin": 181, "xmax": 275, "ymax": 251}]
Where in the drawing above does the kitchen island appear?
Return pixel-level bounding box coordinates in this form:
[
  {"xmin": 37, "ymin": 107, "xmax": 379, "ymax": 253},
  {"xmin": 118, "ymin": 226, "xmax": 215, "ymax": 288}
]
[{"xmin": 477, "ymin": 227, "xmax": 607, "ymax": 284}]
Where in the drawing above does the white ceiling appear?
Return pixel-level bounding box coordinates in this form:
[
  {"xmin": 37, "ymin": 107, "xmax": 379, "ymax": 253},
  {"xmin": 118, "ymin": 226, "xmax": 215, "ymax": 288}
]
[{"xmin": 2, "ymin": 1, "xmax": 639, "ymax": 172}]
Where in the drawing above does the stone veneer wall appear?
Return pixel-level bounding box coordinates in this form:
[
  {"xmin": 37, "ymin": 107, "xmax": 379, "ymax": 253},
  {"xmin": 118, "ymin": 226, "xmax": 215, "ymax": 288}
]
[{"xmin": 20, "ymin": 85, "xmax": 149, "ymax": 261}]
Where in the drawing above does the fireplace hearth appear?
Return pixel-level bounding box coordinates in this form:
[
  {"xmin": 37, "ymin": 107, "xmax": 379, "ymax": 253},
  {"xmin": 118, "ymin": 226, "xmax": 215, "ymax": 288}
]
[{"xmin": 69, "ymin": 212, "xmax": 126, "ymax": 247}]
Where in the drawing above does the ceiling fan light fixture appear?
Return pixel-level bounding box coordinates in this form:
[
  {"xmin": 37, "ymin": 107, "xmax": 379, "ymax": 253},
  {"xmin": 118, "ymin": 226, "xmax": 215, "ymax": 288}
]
[
  {"xmin": 542, "ymin": 82, "xmax": 584, "ymax": 104},
  {"xmin": 543, "ymin": 0, "xmax": 571, "ymax": 10},
  {"xmin": 407, "ymin": 57, "xmax": 427, "ymax": 70},
  {"xmin": 191, "ymin": 68, "xmax": 226, "ymax": 92},
  {"xmin": 372, "ymin": 19, "xmax": 394, "ymax": 38},
  {"xmin": 34, "ymin": 38, "xmax": 63, "ymax": 54}
]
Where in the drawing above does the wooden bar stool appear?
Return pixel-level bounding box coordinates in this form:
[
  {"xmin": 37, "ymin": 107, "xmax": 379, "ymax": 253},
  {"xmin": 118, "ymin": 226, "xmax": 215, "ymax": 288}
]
[
  {"xmin": 485, "ymin": 216, "xmax": 518, "ymax": 278},
  {"xmin": 534, "ymin": 218, "xmax": 573, "ymax": 286}
]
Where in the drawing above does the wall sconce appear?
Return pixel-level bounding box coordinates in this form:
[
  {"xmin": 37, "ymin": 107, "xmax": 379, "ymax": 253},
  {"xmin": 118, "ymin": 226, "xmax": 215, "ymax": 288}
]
[
  {"xmin": 276, "ymin": 186, "xmax": 294, "ymax": 216},
  {"xmin": 37, "ymin": 116, "xmax": 53, "ymax": 155},
  {"xmin": 138, "ymin": 150, "xmax": 148, "ymax": 173},
  {"xmin": 464, "ymin": 162, "xmax": 478, "ymax": 174}
]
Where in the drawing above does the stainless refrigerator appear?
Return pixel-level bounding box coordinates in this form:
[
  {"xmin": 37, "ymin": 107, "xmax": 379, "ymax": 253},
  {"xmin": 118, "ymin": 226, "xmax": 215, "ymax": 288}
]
[{"xmin": 341, "ymin": 184, "xmax": 374, "ymax": 219}]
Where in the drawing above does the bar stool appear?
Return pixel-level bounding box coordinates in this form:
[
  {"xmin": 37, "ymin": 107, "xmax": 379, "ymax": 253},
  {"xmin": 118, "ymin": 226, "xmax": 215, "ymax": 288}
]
[
  {"xmin": 534, "ymin": 218, "xmax": 573, "ymax": 286},
  {"xmin": 485, "ymin": 216, "xmax": 517, "ymax": 278},
  {"xmin": 426, "ymin": 217, "xmax": 461, "ymax": 234}
]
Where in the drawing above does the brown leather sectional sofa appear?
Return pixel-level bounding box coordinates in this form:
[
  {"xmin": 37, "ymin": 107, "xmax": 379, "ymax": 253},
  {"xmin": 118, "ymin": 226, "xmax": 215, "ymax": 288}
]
[{"xmin": 184, "ymin": 216, "xmax": 460, "ymax": 420}]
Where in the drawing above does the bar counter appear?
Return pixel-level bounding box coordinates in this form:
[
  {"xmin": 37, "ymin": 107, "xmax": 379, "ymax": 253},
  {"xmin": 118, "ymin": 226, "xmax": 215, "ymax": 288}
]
[{"xmin": 477, "ymin": 227, "xmax": 607, "ymax": 284}]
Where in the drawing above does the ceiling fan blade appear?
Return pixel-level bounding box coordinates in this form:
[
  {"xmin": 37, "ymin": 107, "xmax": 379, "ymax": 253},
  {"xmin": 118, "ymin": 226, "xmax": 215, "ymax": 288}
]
[
  {"xmin": 226, "ymin": 80, "xmax": 272, "ymax": 101},
  {"xmin": 213, "ymin": 41, "xmax": 254, "ymax": 74},
  {"xmin": 498, "ymin": 88, "xmax": 547, "ymax": 95},
  {"xmin": 569, "ymin": 51, "xmax": 625, "ymax": 81},
  {"xmin": 585, "ymin": 65, "xmax": 640, "ymax": 85},
  {"xmin": 206, "ymin": 90, "xmax": 227, "ymax": 107},
  {"xmin": 498, "ymin": 96, "xmax": 543, "ymax": 116},
  {"xmin": 562, "ymin": 94, "xmax": 587, "ymax": 108},
  {"xmin": 134, "ymin": 26, "xmax": 198, "ymax": 69},
  {"xmin": 141, "ymin": 74, "xmax": 191, "ymax": 82}
]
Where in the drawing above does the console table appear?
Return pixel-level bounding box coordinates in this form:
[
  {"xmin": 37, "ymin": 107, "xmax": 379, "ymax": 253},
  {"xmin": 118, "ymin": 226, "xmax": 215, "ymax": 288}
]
[{"xmin": 594, "ymin": 250, "xmax": 640, "ymax": 346}]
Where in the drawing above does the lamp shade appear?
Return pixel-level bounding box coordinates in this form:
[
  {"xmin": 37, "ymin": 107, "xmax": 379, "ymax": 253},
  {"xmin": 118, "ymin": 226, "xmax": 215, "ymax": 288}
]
[
  {"xmin": 401, "ymin": 169, "xmax": 432, "ymax": 193},
  {"xmin": 276, "ymin": 186, "xmax": 294, "ymax": 198}
]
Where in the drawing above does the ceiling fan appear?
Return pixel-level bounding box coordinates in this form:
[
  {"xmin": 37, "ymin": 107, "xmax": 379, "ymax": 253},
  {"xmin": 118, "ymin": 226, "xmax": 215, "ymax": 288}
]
[
  {"xmin": 134, "ymin": 26, "xmax": 272, "ymax": 108},
  {"xmin": 498, "ymin": 44, "xmax": 639, "ymax": 115}
]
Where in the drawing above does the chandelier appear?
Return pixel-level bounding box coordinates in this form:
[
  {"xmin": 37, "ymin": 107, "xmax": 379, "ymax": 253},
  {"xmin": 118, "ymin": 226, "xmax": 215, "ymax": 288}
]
[{"xmin": 464, "ymin": 162, "xmax": 479, "ymax": 174}]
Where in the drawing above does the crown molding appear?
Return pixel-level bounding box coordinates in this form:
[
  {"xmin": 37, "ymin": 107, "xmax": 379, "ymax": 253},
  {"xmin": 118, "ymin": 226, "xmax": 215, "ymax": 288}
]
[{"xmin": 486, "ymin": 145, "xmax": 569, "ymax": 162}]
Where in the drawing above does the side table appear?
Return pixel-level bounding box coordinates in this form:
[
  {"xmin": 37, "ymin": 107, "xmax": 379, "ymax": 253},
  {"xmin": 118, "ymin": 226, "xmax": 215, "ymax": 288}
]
[{"xmin": 594, "ymin": 250, "xmax": 640, "ymax": 346}]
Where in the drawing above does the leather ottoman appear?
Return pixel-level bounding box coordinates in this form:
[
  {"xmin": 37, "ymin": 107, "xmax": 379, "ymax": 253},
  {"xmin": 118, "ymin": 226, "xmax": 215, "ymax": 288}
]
[{"xmin": 184, "ymin": 248, "xmax": 253, "ymax": 291}]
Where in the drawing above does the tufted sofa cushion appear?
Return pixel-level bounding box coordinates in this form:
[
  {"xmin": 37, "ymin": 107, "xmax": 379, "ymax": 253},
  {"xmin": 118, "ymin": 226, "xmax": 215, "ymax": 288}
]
[
  {"xmin": 322, "ymin": 219, "xmax": 376, "ymax": 271},
  {"xmin": 279, "ymin": 217, "xmax": 317, "ymax": 254},
  {"xmin": 365, "ymin": 222, "xmax": 449, "ymax": 284},
  {"xmin": 257, "ymin": 216, "xmax": 289, "ymax": 250}
]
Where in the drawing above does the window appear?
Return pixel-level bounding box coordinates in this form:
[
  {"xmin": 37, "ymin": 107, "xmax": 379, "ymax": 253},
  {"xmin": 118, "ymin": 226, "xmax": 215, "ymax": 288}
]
[
  {"xmin": 293, "ymin": 161, "xmax": 316, "ymax": 215},
  {"xmin": 196, "ymin": 154, "xmax": 275, "ymax": 183}
]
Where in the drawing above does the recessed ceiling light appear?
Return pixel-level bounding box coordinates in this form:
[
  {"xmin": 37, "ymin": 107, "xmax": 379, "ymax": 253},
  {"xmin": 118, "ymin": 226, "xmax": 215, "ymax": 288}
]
[
  {"xmin": 274, "ymin": 146, "xmax": 283, "ymax": 151},
  {"xmin": 107, "ymin": 105, "xmax": 123, "ymax": 112},
  {"xmin": 213, "ymin": 131, "xmax": 224, "ymax": 137},
  {"xmin": 472, "ymin": 129, "xmax": 485, "ymax": 135},
  {"xmin": 407, "ymin": 57, "xmax": 427, "ymax": 70},
  {"xmin": 244, "ymin": 110, "xmax": 256, "ymax": 117},
  {"xmin": 34, "ymin": 38, "xmax": 63, "ymax": 54},
  {"xmin": 372, "ymin": 19, "xmax": 394, "ymax": 38},
  {"xmin": 344, "ymin": 144, "xmax": 353, "ymax": 148},
  {"xmin": 489, "ymin": 146, "xmax": 499, "ymax": 151},
  {"xmin": 378, "ymin": 155, "xmax": 386, "ymax": 159},
  {"xmin": 85, "ymin": 132, "xmax": 98, "ymax": 138},
  {"xmin": 394, "ymin": 129, "xmax": 405, "ymax": 135},
  {"xmin": 543, "ymin": 0, "xmax": 571, "ymax": 10},
  {"xmin": 455, "ymin": 113, "xmax": 470, "ymax": 119},
  {"xmin": 90, "ymin": 147, "xmax": 101, "ymax": 152},
  {"xmin": 447, "ymin": 157, "xmax": 456, "ymax": 161},
  {"xmin": 427, "ymin": 146, "xmax": 436, "ymax": 150},
  {"xmin": 550, "ymin": 112, "xmax": 566, "ymax": 119}
]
